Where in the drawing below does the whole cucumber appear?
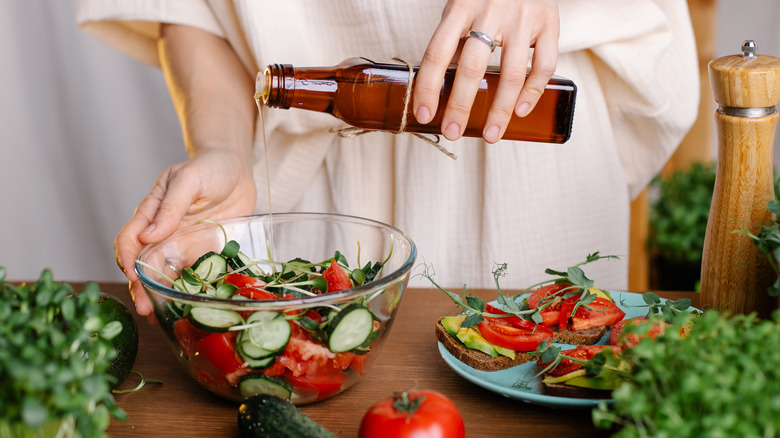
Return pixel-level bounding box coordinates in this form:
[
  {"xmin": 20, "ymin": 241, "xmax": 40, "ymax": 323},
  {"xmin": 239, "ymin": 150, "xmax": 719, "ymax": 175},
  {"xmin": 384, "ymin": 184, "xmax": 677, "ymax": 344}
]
[{"xmin": 237, "ymin": 394, "xmax": 336, "ymax": 438}]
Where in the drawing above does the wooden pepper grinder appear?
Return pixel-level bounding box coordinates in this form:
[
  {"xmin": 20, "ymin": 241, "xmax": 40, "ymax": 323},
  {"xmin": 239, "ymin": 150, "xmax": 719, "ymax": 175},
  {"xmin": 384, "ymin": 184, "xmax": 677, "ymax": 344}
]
[{"xmin": 700, "ymin": 40, "xmax": 780, "ymax": 318}]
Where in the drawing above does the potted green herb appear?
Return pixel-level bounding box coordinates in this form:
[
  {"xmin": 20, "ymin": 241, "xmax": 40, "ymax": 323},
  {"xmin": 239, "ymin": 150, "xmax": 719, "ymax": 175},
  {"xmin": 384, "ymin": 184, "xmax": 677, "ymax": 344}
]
[
  {"xmin": 647, "ymin": 161, "xmax": 716, "ymax": 291},
  {"xmin": 0, "ymin": 268, "xmax": 129, "ymax": 437},
  {"xmin": 738, "ymin": 176, "xmax": 780, "ymax": 297},
  {"xmin": 593, "ymin": 310, "xmax": 780, "ymax": 436}
]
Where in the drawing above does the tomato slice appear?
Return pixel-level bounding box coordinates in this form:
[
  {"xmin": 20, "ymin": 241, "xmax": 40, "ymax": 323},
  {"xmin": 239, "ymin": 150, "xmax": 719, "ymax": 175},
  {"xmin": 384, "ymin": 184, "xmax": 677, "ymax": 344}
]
[
  {"xmin": 527, "ymin": 284, "xmax": 569, "ymax": 308},
  {"xmin": 526, "ymin": 284, "xmax": 571, "ymax": 328},
  {"xmin": 558, "ymin": 295, "xmax": 591, "ymax": 330},
  {"xmin": 322, "ymin": 259, "xmax": 352, "ymax": 292},
  {"xmin": 174, "ymin": 318, "xmax": 210, "ymax": 359},
  {"xmin": 559, "ymin": 295, "xmax": 578, "ymax": 330},
  {"xmin": 196, "ymin": 333, "xmax": 244, "ymax": 376},
  {"xmin": 224, "ymin": 273, "xmax": 266, "ymax": 289},
  {"xmin": 483, "ymin": 303, "xmax": 554, "ymax": 334},
  {"xmin": 477, "ymin": 317, "xmax": 552, "ymax": 352},
  {"xmin": 539, "ymin": 345, "xmax": 612, "ymax": 376},
  {"xmin": 610, "ymin": 316, "xmax": 668, "ymax": 350},
  {"xmin": 571, "ymin": 297, "xmax": 626, "ymax": 331},
  {"xmin": 234, "ymin": 286, "xmax": 277, "ymax": 300},
  {"xmin": 350, "ymin": 354, "xmax": 369, "ymax": 376},
  {"xmin": 284, "ymin": 368, "xmax": 345, "ymax": 399},
  {"xmin": 483, "ymin": 303, "xmax": 526, "ymax": 326}
]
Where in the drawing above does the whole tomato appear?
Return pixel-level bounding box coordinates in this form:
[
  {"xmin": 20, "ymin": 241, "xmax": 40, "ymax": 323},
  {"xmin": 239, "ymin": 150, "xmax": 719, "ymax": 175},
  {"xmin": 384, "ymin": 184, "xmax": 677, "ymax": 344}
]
[{"xmin": 359, "ymin": 391, "xmax": 465, "ymax": 438}]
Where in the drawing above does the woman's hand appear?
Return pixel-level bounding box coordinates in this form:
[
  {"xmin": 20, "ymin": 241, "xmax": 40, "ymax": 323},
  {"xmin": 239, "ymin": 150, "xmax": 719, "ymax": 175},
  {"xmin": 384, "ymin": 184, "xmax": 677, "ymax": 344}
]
[
  {"xmin": 414, "ymin": 0, "xmax": 560, "ymax": 143},
  {"xmin": 116, "ymin": 149, "xmax": 256, "ymax": 319},
  {"xmin": 118, "ymin": 24, "xmax": 257, "ymax": 320}
]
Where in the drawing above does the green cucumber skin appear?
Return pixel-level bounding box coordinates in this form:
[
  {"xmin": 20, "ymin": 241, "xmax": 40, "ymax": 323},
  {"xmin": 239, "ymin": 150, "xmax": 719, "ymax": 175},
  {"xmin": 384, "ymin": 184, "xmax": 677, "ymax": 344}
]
[
  {"xmin": 327, "ymin": 304, "xmax": 375, "ymax": 353},
  {"xmin": 239, "ymin": 375, "xmax": 292, "ymax": 400},
  {"xmin": 245, "ymin": 312, "xmax": 291, "ymax": 352},
  {"xmin": 237, "ymin": 394, "xmax": 335, "ymax": 438},
  {"xmin": 189, "ymin": 307, "xmax": 242, "ymax": 332},
  {"xmin": 192, "ymin": 252, "xmax": 228, "ymax": 282}
]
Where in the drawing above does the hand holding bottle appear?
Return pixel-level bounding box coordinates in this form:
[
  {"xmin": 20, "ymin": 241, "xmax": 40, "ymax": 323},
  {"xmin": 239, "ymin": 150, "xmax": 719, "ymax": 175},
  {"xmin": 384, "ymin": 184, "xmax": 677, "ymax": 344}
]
[{"xmin": 414, "ymin": 0, "xmax": 560, "ymax": 143}]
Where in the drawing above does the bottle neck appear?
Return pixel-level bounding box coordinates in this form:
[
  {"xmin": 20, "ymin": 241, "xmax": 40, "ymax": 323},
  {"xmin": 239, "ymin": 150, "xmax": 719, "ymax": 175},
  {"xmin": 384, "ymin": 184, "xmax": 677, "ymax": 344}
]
[
  {"xmin": 258, "ymin": 64, "xmax": 337, "ymax": 113},
  {"xmin": 258, "ymin": 64, "xmax": 293, "ymax": 109}
]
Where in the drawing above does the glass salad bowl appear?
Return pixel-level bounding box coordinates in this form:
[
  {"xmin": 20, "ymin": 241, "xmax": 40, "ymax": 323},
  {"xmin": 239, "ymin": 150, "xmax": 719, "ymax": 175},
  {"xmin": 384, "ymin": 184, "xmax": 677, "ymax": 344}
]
[{"xmin": 135, "ymin": 213, "xmax": 416, "ymax": 404}]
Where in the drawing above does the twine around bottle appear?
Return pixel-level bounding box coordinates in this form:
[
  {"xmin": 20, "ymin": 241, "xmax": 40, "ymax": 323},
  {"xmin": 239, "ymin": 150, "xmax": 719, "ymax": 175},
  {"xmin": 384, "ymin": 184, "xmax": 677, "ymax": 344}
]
[{"xmin": 329, "ymin": 57, "xmax": 457, "ymax": 160}]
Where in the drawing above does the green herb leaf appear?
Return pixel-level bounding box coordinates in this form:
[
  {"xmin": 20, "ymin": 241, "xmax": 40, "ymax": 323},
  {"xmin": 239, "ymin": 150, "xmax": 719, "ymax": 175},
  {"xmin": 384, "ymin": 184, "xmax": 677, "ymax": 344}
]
[
  {"xmin": 465, "ymin": 296, "xmax": 485, "ymax": 312},
  {"xmin": 567, "ymin": 267, "xmax": 593, "ymax": 288},
  {"xmin": 310, "ymin": 276, "xmax": 328, "ymax": 292},
  {"xmin": 462, "ymin": 313, "xmax": 484, "ymax": 328},
  {"xmin": 539, "ymin": 344, "xmax": 561, "ymax": 363},
  {"xmin": 221, "ymin": 240, "xmax": 240, "ymax": 258},
  {"xmin": 334, "ymin": 251, "xmax": 348, "ymax": 267},
  {"xmin": 351, "ymin": 269, "xmax": 366, "ymax": 285}
]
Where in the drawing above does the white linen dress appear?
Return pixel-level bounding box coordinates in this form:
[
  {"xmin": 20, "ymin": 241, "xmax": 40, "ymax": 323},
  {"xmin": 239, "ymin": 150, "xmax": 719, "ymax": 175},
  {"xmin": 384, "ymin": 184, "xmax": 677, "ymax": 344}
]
[{"xmin": 76, "ymin": 0, "xmax": 699, "ymax": 291}]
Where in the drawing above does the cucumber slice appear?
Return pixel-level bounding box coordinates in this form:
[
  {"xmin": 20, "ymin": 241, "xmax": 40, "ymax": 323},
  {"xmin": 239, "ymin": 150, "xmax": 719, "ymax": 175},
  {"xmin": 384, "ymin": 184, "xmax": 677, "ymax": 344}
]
[
  {"xmin": 239, "ymin": 375, "xmax": 292, "ymax": 400},
  {"xmin": 244, "ymin": 311, "xmax": 291, "ymax": 353},
  {"xmin": 215, "ymin": 283, "xmax": 237, "ymax": 299},
  {"xmin": 191, "ymin": 251, "xmax": 228, "ymax": 282},
  {"xmin": 173, "ymin": 278, "xmax": 202, "ymax": 295},
  {"xmin": 237, "ymin": 332, "xmax": 276, "ymax": 360},
  {"xmin": 189, "ymin": 307, "xmax": 242, "ymax": 332},
  {"xmin": 327, "ymin": 304, "xmax": 375, "ymax": 353},
  {"xmin": 228, "ymin": 251, "xmax": 265, "ymax": 277}
]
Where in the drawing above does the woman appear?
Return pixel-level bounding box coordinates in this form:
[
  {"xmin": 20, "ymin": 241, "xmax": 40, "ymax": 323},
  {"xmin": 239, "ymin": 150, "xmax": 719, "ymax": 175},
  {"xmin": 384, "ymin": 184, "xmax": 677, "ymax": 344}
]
[{"xmin": 77, "ymin": 0, "xmax": 698, "ymax": 317}]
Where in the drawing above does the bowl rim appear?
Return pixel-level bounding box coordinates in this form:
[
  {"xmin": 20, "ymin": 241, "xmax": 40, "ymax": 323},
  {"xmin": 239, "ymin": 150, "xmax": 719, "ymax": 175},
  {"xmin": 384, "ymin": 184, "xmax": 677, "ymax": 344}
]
[{"xmin": 135, "ymin": 212, "xmax": 417, "ymax": 309}]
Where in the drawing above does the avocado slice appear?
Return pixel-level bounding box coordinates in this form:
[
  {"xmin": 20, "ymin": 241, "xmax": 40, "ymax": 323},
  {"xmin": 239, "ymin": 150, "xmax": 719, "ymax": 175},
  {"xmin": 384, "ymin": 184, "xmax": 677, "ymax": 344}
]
[
  {"xmin": 441, "ymin": 315, "xmax": 466, "ymax": 337},
  {"xmin": 442, "ymin": 315, "xmax": 516, "ymax": 359}
]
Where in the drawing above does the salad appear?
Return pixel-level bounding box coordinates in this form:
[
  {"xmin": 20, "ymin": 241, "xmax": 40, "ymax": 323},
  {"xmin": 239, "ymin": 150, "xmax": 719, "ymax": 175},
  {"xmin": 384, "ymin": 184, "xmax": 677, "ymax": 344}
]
[{"xmin": 143, "ymin": 234, "xmax": 391, "ymax": 404}]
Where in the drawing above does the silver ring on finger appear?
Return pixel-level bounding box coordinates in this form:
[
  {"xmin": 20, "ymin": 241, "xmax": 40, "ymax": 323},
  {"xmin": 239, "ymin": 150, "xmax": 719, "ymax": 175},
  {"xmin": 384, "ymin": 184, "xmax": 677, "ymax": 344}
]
[{"xmin": 468, "ymin": 30, "xmax": 496, "ymax": 52}]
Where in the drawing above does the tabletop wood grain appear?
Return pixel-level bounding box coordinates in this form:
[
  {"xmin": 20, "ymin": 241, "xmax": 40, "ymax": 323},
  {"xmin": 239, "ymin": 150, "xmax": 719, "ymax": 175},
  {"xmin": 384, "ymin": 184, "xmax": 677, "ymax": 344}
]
[{"xmin": 100, "ymin": 283, "xmax": 698, "ymax": 438}]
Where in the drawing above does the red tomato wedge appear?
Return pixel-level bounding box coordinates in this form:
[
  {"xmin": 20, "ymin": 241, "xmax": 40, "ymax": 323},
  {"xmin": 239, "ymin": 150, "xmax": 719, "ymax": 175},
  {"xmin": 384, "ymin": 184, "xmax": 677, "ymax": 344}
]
[
  {"xmin": 477, "ymin": 304, "xmax": 553, "ymax": 352},
  {"xmin": 174, "ymin": 318, "xmax": 210, "ymax": 359},
  {"xmin": 539, "ymin": 345, "xmax": 613, "ymax": 376},
  {"xmin": 322, "ymin": 259, "xmax": 352, "ymax": 292},
  {"xmin": 610, "ymin": 316, "xmax": 669, "ymax": 350},
  {"xmin": 234, "ymin": 286, "xmax": 276, "ymax": 300},
  {"xmin": 527, "ymin": 283, "xmax": 569, "ymax": 308},
  {"xmin": 526, "ymin": 284, "xmax": 571, "ymax": 328},
  {"xmin": 194, "ymin": 332, "xmax": 248, "ymax": 385},
  {"xmin": 223, "ymin": 272, "xmax": 266, "ymax": 289},
  {"xmin": 571, "ymin": 297, "xmax": 626, "ymax": 331},
  {"xmin": 284, "ymin": 368, "xmax": 345, "ymax": 399}
]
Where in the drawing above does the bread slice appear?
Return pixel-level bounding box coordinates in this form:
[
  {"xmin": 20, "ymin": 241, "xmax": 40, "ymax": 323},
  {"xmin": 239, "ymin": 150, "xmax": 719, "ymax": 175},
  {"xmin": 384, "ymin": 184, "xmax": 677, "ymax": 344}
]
[
  {"xmin": 551, "ymin": 325, "xmax": 608, "ymax": 345},
  {"xmin": 543, "ymin": 380, "xmax": 612, "ymax": 399},
  {"xmin": 435, "ymin": 317, "xmax": 538, "ymax": 371}
]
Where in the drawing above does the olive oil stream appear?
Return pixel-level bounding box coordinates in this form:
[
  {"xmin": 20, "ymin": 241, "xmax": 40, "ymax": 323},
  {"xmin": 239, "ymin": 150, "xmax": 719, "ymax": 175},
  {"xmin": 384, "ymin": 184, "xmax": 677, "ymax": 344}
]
[{"xmin": 254, "ymin": 90, "xmax": 275, "ymax": 258}]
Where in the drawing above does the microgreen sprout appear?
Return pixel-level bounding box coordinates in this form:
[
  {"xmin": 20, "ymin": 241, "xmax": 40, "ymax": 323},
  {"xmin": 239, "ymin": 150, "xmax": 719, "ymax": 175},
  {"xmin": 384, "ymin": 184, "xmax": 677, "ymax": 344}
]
[
  {"xmin": 420, "ymin": 253, "xmax": 619, "ymax": 327},
  {"xmin": 0, "ymin": 269, "xmax": 127, "ymax": 436},
  {"xmin": 111, "ymin": 370, "xmax": 163, "ymax": 395},
  {"xmin": 737, "ymin": 198, "xmax": 780, "ymax": 296}
]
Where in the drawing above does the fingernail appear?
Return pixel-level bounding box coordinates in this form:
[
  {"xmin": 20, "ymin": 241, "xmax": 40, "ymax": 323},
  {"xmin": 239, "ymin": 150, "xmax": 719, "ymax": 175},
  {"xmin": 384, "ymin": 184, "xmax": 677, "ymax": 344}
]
[
  {"xmin": 415, "ymin": 106, "xmax": 432, "ymax": 124},
  {"xmin": 516, "ymin": 102, "xmax": 531, "ymax": 118},
  {"xmin": 484, "ymin": 125, "xmax": 500, "ymax": 143},
  {"xmin": 444, "ymin": 122, "xmax": 461, "ymax": 140},
  {"xmin": 142, "ymin": 223, "xmax": 156, "ymax": 235}
]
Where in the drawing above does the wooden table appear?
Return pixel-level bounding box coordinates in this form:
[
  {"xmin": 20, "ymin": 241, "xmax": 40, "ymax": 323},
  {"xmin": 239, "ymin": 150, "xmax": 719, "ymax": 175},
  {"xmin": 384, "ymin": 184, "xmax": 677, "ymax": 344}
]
[{"xmin": 102, "ymin": 283, "xmax": 698, "ymax": 438}]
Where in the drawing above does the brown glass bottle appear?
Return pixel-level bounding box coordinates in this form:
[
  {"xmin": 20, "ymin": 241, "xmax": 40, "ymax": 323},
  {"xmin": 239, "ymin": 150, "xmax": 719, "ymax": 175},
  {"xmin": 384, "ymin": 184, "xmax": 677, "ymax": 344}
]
[{"xmin": 256, "ymin": 57, "xmax": 576, "ymax": 143}]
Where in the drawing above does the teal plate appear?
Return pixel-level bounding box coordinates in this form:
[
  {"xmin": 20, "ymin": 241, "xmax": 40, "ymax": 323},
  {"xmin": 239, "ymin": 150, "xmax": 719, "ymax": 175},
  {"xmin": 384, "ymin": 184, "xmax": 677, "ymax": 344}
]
[{"xmin": 437, "ymin": 291, "xmax": 664, "ymax": 409}]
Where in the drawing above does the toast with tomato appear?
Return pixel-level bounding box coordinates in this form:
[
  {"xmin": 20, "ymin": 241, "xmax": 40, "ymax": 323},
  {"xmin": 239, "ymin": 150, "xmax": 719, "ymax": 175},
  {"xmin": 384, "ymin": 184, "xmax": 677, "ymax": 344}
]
[
  {"xmin": 526, "ymin": 284, "xmax": 626, "ymax": 345},
  {"xmin": 435, "ymin": 304, "xmax": 553, "ymax": 371},
  {"xmin": 539, "ymin": 315, "xmax": 691, "ymax": 399},
  {"xmin": 538, "ymin": 345, "xmax": 621, "ymax": 399}
]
